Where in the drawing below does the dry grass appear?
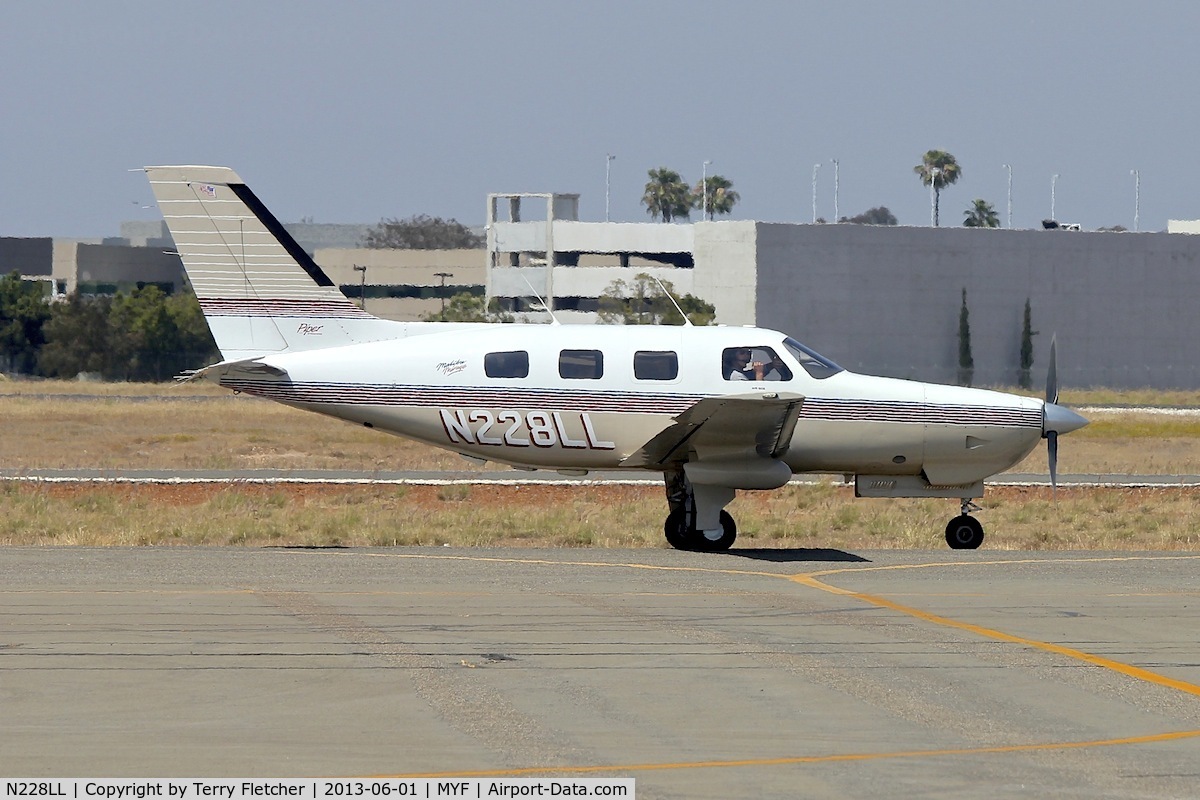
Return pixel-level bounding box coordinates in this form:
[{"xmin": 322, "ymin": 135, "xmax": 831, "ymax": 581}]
[
  {"xmin": 1, "ymin": 482, "xmax": 1198, "ymax": 550},
  {"xmin": 0, "ymin": 392, "xmax": 469, "ymax": 471},
  {"xmin": 2, "ymin": 381, "xmax": 1200, "ymax": 550}
]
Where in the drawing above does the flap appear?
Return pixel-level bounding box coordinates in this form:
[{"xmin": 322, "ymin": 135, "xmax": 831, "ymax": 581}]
[{"xmin": 621, "ymin": 392, "xmax": 804, "ymax": 469}]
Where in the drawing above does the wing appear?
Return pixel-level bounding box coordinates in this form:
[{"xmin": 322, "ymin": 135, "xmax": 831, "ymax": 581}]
[{"xmin": 622, "ymin": 391, "xmax": 804, "ymax": 471}]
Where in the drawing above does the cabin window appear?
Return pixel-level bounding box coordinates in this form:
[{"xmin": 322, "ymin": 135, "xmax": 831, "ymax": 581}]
[
  {"xmin": 559, "ymin": 349, "xmax": 604, "ymax": 379},
  {"xmin": 634, "ymin": 350, "xmax": 679, "ymax": 381},
  {"xmin": 722, "ymin": 346, "xmax": 792, "ymax": 382},
  {"xmin": 484, "ymin": 350, "xmax": 529, "ymax": 378}
]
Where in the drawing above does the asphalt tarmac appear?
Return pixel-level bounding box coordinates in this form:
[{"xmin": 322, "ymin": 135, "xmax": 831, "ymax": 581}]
[{"xmin": 2, "ymin": 547, "xmax": 1199, "ymax": 799}]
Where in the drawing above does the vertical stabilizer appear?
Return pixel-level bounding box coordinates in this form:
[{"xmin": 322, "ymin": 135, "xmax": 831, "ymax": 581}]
[{"xmin": 145, "ymin": 165, "xmax": 396, "ymax": 360}]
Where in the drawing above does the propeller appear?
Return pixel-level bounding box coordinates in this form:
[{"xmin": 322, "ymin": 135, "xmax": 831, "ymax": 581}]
[
  {"xmin": 1046, "ymin": 336, "xmax": 1059, "ymax": 492},
  {"xmin": 1041, "ymin": 335, "xmax": 1089, "ymax": 495}
]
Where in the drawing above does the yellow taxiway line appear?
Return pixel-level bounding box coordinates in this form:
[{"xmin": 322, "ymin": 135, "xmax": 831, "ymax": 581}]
[{"xmin": 350, "ymin": 551, "xmax": 1200, "ymax": 778}]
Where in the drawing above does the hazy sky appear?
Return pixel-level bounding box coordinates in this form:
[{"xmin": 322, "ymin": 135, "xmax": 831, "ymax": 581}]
[{"xmin": 3, "ymin": 1, "xmax": 1199, "ymax": 238}]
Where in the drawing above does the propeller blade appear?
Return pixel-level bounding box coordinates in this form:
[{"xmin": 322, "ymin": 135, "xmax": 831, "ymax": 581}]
[
  {"xmin": 1047, "ymin": 430, "xmax": 1058, "ymax": 498},
  {"xmin": 1045, "ymin": 335, "xmax": 1058, "ymax": 406}
]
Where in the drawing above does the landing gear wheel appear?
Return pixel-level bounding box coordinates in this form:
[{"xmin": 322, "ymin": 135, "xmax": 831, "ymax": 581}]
[
  {"xmin": 664, "ymin": 509, "xmax": 738, "ymax": 552},
  {"xmin": 664, "ymin": 510, "xmax": 691, "ymax": 550},
  {"xmin": 945, "ymin": 515, "xmax": 984, "ymax": 549}
]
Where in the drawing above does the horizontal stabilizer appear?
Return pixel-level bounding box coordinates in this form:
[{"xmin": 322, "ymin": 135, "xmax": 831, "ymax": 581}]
[{"xmin": 190, "ymin": 357, "xmax": 289, "ymax": 384}]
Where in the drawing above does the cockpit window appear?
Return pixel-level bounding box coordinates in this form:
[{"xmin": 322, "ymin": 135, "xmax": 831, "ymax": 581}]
[
  {"xmin": 783, "ymin": 337, "xmax": 843, "ymax": 379},
  {"xmin": 722, "ymin": 346, "xmax": 792, "ymax": 382}
]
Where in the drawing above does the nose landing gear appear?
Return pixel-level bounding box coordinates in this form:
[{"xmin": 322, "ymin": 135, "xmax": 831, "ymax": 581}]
[{"xmin": 945, "ymin": 499, "xmax": 984, "ymax": 549}]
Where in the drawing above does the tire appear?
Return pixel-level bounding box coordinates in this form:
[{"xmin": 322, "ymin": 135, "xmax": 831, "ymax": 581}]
[
  {"xmin": 664, "ymin": 509, "xmax": 737, "ymax": 551},
  {"xmin": 664, "ymin": 509, "xmax": 692, "ymax": 550},
  {"xmin": 945, "ymin": 515, "xmax": 984, "ymax": 549}
]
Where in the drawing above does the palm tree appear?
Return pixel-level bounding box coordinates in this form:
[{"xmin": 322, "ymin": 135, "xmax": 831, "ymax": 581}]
[
  {"xmin": 962, "ymin": 199, "xmax": 1000, "ymax": 228},
  {"xmin": 642, "ymin": 168, "xmax": 692, "ymax": 222},
  {"xmin": 913, "ymin": 150, "xmax": 962, "ymax": 226},
  {"xmin": 692, "ymin": 175, "xmax": 740, "ymax": 220}
]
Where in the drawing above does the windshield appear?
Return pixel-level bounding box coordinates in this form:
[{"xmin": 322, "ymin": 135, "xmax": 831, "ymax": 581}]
[{"xmin": 783, "ymin": 337, "xmax": 843, "ymax": 380}]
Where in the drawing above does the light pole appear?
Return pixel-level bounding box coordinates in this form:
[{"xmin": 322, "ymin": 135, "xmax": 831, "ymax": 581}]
[
  {"xmin": 1130, "ymin": 169, "xmax": 1140, "ymax": 232},
  {"xmin": 830, "ymin": 159, "xmax": 839, "ymax": 222},
  {"xmin": 929, "ymin": 167, "xmax": 940, "ymax": 227},
  {"xmin": 1003, "ymin": 163, "xmax": 1013, "ymax": 228},
  {"xmin": 605, "ymin": 154, "xmax": 615, "ymax": 222},
  {"xmin": 701, "ymin": 160, "xmax": 712, "ymax": 221},
  {"xmin": 353, "ymin": 264, "xmax": 367, "ymax": 310},
  {"xmin": 1051, "ymin": 173, "xmax": 1059, "ymax": 221},
  {"xmin": 434, "ymin": 271, "xmax": 453, "ymax": 314},
  {"xmin": 811, "ymin": 163, "xmax": 821, "ymax": 223}
]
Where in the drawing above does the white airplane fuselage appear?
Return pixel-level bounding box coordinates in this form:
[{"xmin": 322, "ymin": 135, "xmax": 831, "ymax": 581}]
[{"xmin": 221, "ymin": 323, "xmax": 1044, "ymax": 487}]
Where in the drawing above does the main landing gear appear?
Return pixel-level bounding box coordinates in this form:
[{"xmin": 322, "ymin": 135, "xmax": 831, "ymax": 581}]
[
  {"xmin": 663, "ymin": 469, "xmax": 738, "ymax": 551},
  {"xmin": 664, "ymin": 508, "xmax": 737, "ymax": 551},
  {"xmin": 945, "ymin": 499, "xmax": 984, "ymax": 549}
]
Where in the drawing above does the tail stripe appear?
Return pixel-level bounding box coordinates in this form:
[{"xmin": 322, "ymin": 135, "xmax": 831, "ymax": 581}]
[
  {"xmin": 197, "ymin": 298, "xmax": 369, "ymax": 318},
  {"xmin": 227, "ymin": 183, "xmax": 335, "ymax": 287}
]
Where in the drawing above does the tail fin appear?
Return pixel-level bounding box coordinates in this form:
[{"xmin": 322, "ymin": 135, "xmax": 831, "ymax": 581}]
[{"xmin": 145, "ymin": 165, "xmax": 396, "ymax": 360}]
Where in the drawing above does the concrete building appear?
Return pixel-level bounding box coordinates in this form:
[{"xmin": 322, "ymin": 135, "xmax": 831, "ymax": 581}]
[
  {"xmin": 1167, "ymin": 219, "xmax": 1200, "ymax": 234},
  {"xmin": 5, "ymin": 224, "xmax": 481, "ymax": 321},
  {"xmin": 749, "ymin": 223, "xmax": 1199, "ymax": 389},
  {"xmin": 119, "ymin": 219, "xmax": 373, "ymax": 251},
  {"xmin": 0, "ymin": 237, "xmax": 54, "ymax": 292},
  {"xmin": 313, "ymin": 248, "xmax": 484, "ymax": 321},
  {"xmin": 484, "ymin": 211, "xmax": 1200, "ymax": 389},
  {"xmin": 1, "ymin": 236, "xmax": 183, "ymax": 296},
  {"xmin": 487, "ymin": 192, "xmax": 699, "ymax": 321}
]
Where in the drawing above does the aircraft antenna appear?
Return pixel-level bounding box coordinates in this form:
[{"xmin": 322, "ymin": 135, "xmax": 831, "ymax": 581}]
[
  {"xmin": 519, "ymin": 273, "xmax": 561, "ymax": 325},
  {"xmin": 652, "ymin": 276, "xmax": 693, "ymax": 326}
]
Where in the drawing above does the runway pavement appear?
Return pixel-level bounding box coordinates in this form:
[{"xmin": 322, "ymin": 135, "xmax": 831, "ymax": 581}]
[{"xmin": 2, "ymin": 547, "xmax": 1199, "ymax": 798}]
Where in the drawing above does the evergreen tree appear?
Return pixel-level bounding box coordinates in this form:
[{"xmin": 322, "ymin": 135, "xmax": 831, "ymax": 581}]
[
  {"xmin": 0, "ymin": 271, "xmax": 51, "ymax": 375},
  {"xmin": 843, "ymin": 206, "xmax": 898, "ymax": 225},
  {"xmin": 1019, "ymin": 297, "xmax": 1038, "ymax": 390},
  {"xmin": 364, "ymin": 215, "xmax": 483, "ymax": 249},
  {"xmin": 38, "ymin": 294, "xmax": 113, "ymax": 378},
  {"xmin": 597, "ymin": 273, "xmax": 715, "ymax": 325},
  {"xmin": 958, "ymin": 288, "xmax": 974, "ymax": 386},
  {"xmin": 421, "ymin": 292, "xmax": 513, "ymax": 322}
]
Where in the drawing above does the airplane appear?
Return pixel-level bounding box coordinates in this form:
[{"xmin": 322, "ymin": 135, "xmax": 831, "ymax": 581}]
[{"xmin": 144, "ymin": 165, "xmax": 1088, "ymax": 551}]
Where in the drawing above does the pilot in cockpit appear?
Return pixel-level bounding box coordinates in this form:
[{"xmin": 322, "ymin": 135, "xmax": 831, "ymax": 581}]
[
  {"xmin": 725, "ymin": 348, "xmax": 765, "ymax": 381},
  {"xmin": 725, "ymin": 347, "xmax": 789, "ymax": 381}
]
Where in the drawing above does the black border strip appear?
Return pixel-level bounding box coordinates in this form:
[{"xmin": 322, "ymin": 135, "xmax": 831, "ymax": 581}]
[{"xmin": 227, "ymin": 182, "xmax": 335, "ymax": 287}]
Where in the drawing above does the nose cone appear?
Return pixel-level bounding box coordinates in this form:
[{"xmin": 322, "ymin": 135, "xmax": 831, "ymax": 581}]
[{"xmin": 1043, "ymin": 403, "xmax": 1089, "ymax": 437}]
